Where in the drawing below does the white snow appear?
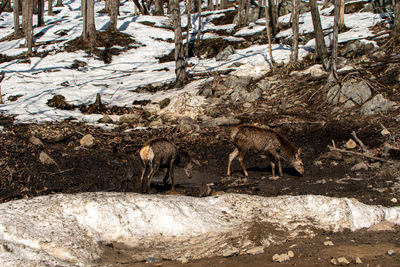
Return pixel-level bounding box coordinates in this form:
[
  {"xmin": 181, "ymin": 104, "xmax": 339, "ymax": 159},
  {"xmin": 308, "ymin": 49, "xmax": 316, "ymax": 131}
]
[
  {"xmin": 0, "ymin": 0, "xmax": 390, "ymax": 124},
  {"xmin": 0, "ymin": 193, "xmax": 399, "ymax": 266}
]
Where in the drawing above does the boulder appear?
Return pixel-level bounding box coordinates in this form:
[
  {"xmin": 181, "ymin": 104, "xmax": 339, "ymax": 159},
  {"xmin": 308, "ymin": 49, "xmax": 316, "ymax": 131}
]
[
  {"xmin": 360, "ymin": 94, "xmax": 397, "ymax": 115},
  {"xmin": 80, "ymin": 134, "xmax": 95, "ymax": 148},
  {"xmin": 327, "ymin": 79, "xmax": 371, "ymax": 106},
  {"xmin": 216, "ymin": 45, "xmax": 235, "ymax": 61}
]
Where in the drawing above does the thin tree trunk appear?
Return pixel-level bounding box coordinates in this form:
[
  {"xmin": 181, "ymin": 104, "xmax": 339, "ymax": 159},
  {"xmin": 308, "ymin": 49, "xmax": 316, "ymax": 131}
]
[
  {"xmin": 13, "ymin": 0, "xmax": 21, "ymax": 36},
  {"xmin": 268, "ymin": 0, "xmax": 278, "ymax": 35},
  {"xmin": 23, "ymin": 0, "xmax": 33, "ymax": 56},
  {"xmin": 171, "ymin": 0, "xmax": 186, "ymax": 87},
  {"xmin": 81, "ymin": 0, "xmax": 87, "ymax": 41},
  {"xmin": 391, "ymin": 0, "xmax": 400, "ymax": 37},
  {"xmin": 263, "ymin": 0, "xmax": 275, "ymax": 65},
  {"xmin": 331, "ymin": 0, "xmax": 340, "ymax": 79},
  {"xmin": 55, "ymin": 0, "xmax": 63, "ymax": 7},
  {"xmin": 237, "ymin": 0, "xmax": 247, "ymax": 26},
  {"xmin": 87, "ymin": 0, "xmax": 96, "ymax": 44},
  {"xmin": 37, "ymin": 0, "xmax": 44, "ymax": 27},
  {"xmin": 290, "ymin": 0, "xmax": 299, "ymax": 63},
  {"xmin": 154, "ymin": 0, "xmax": 164, "ymax": 15},
  {"xmin": 48, "ymin": 0, "xmax": 54, "ymax": 15},
  {"xmin": 207, "ymin": 0, "xmax": 213, "ymax": 10},
  {"xmin": 186, "ymin": 0, "xmax": 192, "ymax": 58},
  {"xmin": 109, "ymin": 0, "xmax": 119, "ymax": 31},
  {"xmin": 197, "ymin": 0, "xmax": 202, "ymax": 42},
  {"xmin": 309, "ymin": 0, "xmax": 329, "ymax": 69},
  {"xmin": 220, "ymin": 0, "xmax": 227, "ymax": 9},
  {"xmin": 339, "ymin": 0, "xmax": 344, "ymax": 31}
]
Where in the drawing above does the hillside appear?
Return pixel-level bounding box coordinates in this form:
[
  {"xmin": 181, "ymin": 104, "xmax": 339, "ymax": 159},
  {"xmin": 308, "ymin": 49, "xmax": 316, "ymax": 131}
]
[{"xmin": 0, "ymin": 0, "xmax": 400, "ymax": 266}]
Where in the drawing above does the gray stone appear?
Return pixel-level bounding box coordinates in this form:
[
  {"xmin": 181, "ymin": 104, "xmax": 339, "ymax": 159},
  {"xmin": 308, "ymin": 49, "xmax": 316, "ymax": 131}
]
[
  {"xmin": 341, "ymin": 79, "xmax": 371, "ymax": 105},
  {"xmin": 39, "ymin": 151, "xmax": 57, "ymax": 166},
  {"xmin": 351, "ymin": 162, "xmax": 369, "ymax": 171},
  {"xmin": 222, "ymin": 247, "xmax": 239, "ymax": 257},
  {"xmin": 247, "ymin": 246, "xmax": 264, "ymax": 255},
  {"xmin": 337, "ymin": 257, "xmax": 350, "ymax": 265},
  {"xmin": 98, "ymin": 115, "xmax": 113, "ymax": 124},
  {"xmin": 272, "ymin": 253, "xmax": 290, "ymax": 262},
  {"xmin": 361, "ymin": 94, "xmax": 397, "ymax": 115},
  {"xmin": 119, "ymin": 113, "xmax": 141, "ymax": 124},
  {"xmin": 243, "ymin": 88, "xmax": 262, "ymax": 102},
  {"xmin": 216, "ymin": 45, "xmax": 235, "ymax": 61},
  {"xmin": 212, "ymin": 116, "xmax": 241, "ymax": 126},
  {"xmin": 29, "ymin": 136, "xmax": 44, "ymax": 147},
  {"xmin": 80, "ymin": 134, "xmax": 95, "ymax": 148},
  {"xmin": 224, "ymin": 75, "xmax": 252, "ymax": 90}
]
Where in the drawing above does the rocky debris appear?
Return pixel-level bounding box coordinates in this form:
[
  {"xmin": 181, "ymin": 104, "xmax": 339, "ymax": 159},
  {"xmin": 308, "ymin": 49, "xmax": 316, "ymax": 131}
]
[
  {"xmin": 119, "ymin": 113, "xmax": 142, "ymax": 124},
  {"xmin": 80, "ymin": 134, "xmax": 95, "ymax": 148},
  {"xmin": 272, "ymin": 251, "xmax": 294, "ymax": 262},
  {"xmin": 326, "ymin": 78, "xmax": 371, "ymax": 106},
  {"xmin": 246, "ymin": 246, "xmax": 264, "ymax": 255},
  {"xmin": 39, "ymin": 151, "xmax": 57, "ymax": 166},
  {"xmin": 158, "ymin": 92, "xmax": 206, "ymax": 119},
  {"xmin": 47, "ymin": 94, "xmax": 75, "ymax": 110},
  {"xmin": 360, "ymin": 94, "xmax": 398, "ymax": 115},
  {"xmin": 340, "ymin": 40, "xmax": 375, "ymax": 59},
  {"xmin": 351, "ymin": 162, "xmax": 369, "ymax": 171},
  {"xmin": 222, "ymin": 247, "xmax": 239, "ymax": 257},
  {"xmin": 29, "ymin": 136, "xmax": 44, "ymax": 147},
  {"xmin": 290, "ymin": 64, "xmax": 327, "ymax": 79},
  {"xmin": 216, "ymin": 45, "xmax": 235, "ymax": 61},
  {"xmin": 324, "ymin": 240, "xmax": 334, "ymax": 246},
  {"xmin": 98, "ymin": 115, "xmax": 114, "ymax": 123},
  {"xmin": 330, "ymin": 256, "xmax": 350, "ymax": 265},
  {"xmin": 367, "ymin": 221, "xmax": 397, "ymax": 232}
]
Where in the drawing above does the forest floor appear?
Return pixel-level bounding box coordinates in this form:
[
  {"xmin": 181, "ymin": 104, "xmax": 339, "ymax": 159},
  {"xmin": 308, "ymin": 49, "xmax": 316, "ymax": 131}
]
[{"xmin": 1, "ymin": 35, "xmax": 400, "ymax": 267}]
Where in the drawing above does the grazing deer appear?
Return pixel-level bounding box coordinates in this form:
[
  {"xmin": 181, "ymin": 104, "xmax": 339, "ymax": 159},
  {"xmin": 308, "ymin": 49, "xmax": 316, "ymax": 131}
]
[
  {"xmin": 139, "ymin": 138, "xmax": 200, "ymax": 193},
  {"xmin": 227, "ymin": 125, "xmax": 304, "ymax": 179}
]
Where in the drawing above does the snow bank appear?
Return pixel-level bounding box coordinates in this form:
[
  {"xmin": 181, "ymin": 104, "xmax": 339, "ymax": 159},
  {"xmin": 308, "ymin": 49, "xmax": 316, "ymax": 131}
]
[{"xmin": 0, "ymin": 192, "xmax": 399, "ymax": 266}]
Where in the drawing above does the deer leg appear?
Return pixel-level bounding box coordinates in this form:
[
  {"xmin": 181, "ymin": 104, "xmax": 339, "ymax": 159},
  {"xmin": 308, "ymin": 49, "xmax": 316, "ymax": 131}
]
[
  {"xmin": 145, "ymin": 162, "xmax": 159, "ymax": 193},
  {"xmin": 238, "ymin": 150, "xmax": 248, "ymax": 177},
  {"xmin": 169, "ymin": 159, "xmax": 175, "ymax": 191},
  {"xmin": 140, "ymin": 159, "xmax": 147, "ymax": 183},
  {"xmin": 227, "ymin": 148, "xmax": 239, "ymax": 176},
  {"xmin": 277, "ymin": 157, "xmax": 283, "ymax": 177}
]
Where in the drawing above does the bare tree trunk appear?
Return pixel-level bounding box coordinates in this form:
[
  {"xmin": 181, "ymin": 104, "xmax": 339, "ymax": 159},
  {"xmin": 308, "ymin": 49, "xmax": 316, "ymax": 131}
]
[
  {"xmin": 237, "ymin": 0, "xmax": 247, "ymax": 26},
  {"xmin": 23, "ymin": 0, "xmax": 33, "ymax": 56},
  {"xmin": 207, "ymin": 0, "xmax": 213, "ymax": 10},
  {"xmin": 37, "ymin": 0, "xmax": 44, "ymax": 27},
  {"xmin": 154, "ymin": 0, "xmax": 164, "ymax": 15},
  {"xmin": 309, "ymin": 0, "xmax": 329, "ymax": 69},
  {"xmin": 186, "ymin": 0, "xmax": 192, "ymax": 58},
  {"xmin": 132, "ymin": 0, "xmax": 149, "ymax": 14},
  {"xmin": 55, "ymin": 0, "xmax": 63, "ymax": 7},
  {"xmin": 197, "ymin": 0, "xmax": 202, "ymax": 42},
  {"xmin": 220, "ymin": 0, "xmax": 227, "ymax": 9},
  {"xmin": 290, "ymin": 0, "xmax": 299, "ymax": 63},
  {"xmin": 171, "ymin": 0, "xmax": 186, "ymax": 87},
  {"xmin": 268, "ymin": 0, "xmax": 278, "ymax": 35},
  {"xmin": 331, "ymin": 0, "xmax": 340, "ymax": 79},
  {"xmin": 109, "ymin": 0, "xmax": 119, "ymax": 31},
  {"xmin": 81, "ymin": 0, "xmax": 87, "ymax": 41},
  {"xmin": 48, "ymin": 0, "xmax": 54, "ymax": 15},
  {"xmin": 391, "ymin": 0, "xmax": 400, "ymax": 37},
  {"xmin": 339, "ymin": 0, "xmax": 344, "ymax": 31},
  {"xmin": 263, "ymin": 0, "xmax": 274, "ymax": 65},
  {"xmin": 13, "ymin": 0, "xmax": 21, "ymax": 36},
  {"xmin": 87, "ymin": 0, "xmax": 96, "ymax": 43}
]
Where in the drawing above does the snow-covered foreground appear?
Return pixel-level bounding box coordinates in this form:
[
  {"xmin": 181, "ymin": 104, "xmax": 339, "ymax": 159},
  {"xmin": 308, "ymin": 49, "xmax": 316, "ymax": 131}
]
[{"xmin": 0, "ymin": 192, "xmax": 399, "ymax": 266}]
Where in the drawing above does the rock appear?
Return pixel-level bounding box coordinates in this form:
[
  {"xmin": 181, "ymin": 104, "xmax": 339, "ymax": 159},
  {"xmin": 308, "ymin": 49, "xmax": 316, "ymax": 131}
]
[
  {"xmin": 287, "ymin": 250, "xmax": 294, "ymax": 258},
  {"xmin": 340, "ymin": 40, "xmax": 375, "ymax": 58},
  {"xmin": 327, "ymin": 79, "xmax": 372, "ymax": 106},
  {"xmin": 199, "ymin": 184, "xmax": 212, "ymax": 197},
  {"xmin": 256, "ymin": 80, "xmax": 270, "ymax": 91},
  {"xmin": 391, "ymin": 198, "xmax": 398, "ymax": 203},
  {"xmin": 158, "ymin": 98, "xmax": 171, "ymax": 109},
  {"xmin": 337, "ymin": 256, "xmax": 350, "ymax": 265},
  {"xmin": 98, "ymin": 115, "xmax": 113, "ymax": 123},
  {"xmin": 388, "ymin": 249, "xmax": 396, "ymax": 255},
  {"xmin": 351, "ymin": 162, "xmax": 369, "ymax": 171},
  {"xmin": 243, "ymin": 88, "xmax": 262, "ymax": 102},
  {"xmin": 149, "ymin": 118, "xmax": 163, "ymax": 127},
  {"xmin": 330, "ymin": 258, "xmax": 338, "ymax": 265},
  {"xmin": 29, "ymin": 136, "xmax": 44, "ymax": 147},
  {"xmin": 247, "ymin": 246, "xmax": 264, "ymax": 255},
  {"xmin": 158, "ymin": 92, "xmax": 205, "ymax": 119},
  {"xmin": 212, "ymin": 116, "xmax": 241, "ymax": 126},
  {"xmin": 177, "ymin": 256, "xmax": 189, "ymax": 263},
  {"xmin": 324, "ymin": 240, "xmax": 334, "ymax": 246},
  {"xmin": 291, "ymin": 64, "xmax": 327, "ymax": 79},
  {"xmin": 355, "ymin": 257, "xmax": 362, "ymax": 264},
  {"xmin": 80, "ymin": 134, "xmax": 95, "ymax": 148},
  {"xmin": 272, "ymin": 253, "xmax": 290, "ymax": 262},
  {"xmin": 345, "ymin": 139, "xmax": 357, "ymax": 149},
  {"xmin": 222, "ymin": 247, "xmax": 239, "ymax": 257},
  {"xmin": 367, "ymin": 221, "xmax": 396, "ymax": 232},
  {"xmin": 216, "ymin": 45, "xmax": 235, "ymax": 61},
  {"xmin": 119, "ymin": 113, "xmax": 141, "ymax": 124},
  {"xmin": 361, "ymin": 94, "xmax": 398, "ymax": 115},
  {"xmin": 381, "ymin": 128, "xmax": 390, "ymax": 136},
  {"xmin": 39, "ymin": 151, "xmax": 57, "ymax": 166},
  {"xmin": 179, "ymin": 116, "xmax": 198, "ymax": 132},
  {"xmin": 224, "ymin": 75, "xmax": 252, "ymax": 90}
]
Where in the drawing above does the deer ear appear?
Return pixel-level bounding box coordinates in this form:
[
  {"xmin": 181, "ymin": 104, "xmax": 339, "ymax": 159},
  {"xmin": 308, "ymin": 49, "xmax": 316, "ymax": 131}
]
[{"xmin": 297, "ymin": 148, "xmax": 302, "ymax": 155}]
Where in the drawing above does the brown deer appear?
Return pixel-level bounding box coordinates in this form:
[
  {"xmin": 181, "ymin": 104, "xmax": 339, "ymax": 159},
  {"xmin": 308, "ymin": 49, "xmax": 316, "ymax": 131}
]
[
  {"xmin": 227, "ymin": 125, "xmax": 304, "ymax": 179},
  {"xmin": 139, "ymin": 137, "xmax": 200, "ymax": 193}
]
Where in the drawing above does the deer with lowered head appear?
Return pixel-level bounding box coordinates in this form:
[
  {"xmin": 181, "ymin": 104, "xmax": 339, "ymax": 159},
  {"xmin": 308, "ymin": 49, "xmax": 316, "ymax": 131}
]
[
  {"xmin": 139, "ymin": 137, "xmax": 200, "ymax": 193},
  {"xmin": 227, "ymin": 125, "xmax": 304, "ymax": 179}
]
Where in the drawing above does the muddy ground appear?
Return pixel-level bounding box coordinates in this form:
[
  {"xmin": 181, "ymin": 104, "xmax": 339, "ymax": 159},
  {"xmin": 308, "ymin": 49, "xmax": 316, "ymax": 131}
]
[{"xmin": 1, "ymin": 49, "xmax": 400, "ymax": 266}]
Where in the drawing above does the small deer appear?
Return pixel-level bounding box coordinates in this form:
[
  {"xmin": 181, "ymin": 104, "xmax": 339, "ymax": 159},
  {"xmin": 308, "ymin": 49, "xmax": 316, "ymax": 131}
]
[
  {"xmin": 227, "ymin": 125, "xmax": 304, "ymax": 179},
  {"xmin": 139, "ymin": 137, "xmax": 200, "ymax": 193}
]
